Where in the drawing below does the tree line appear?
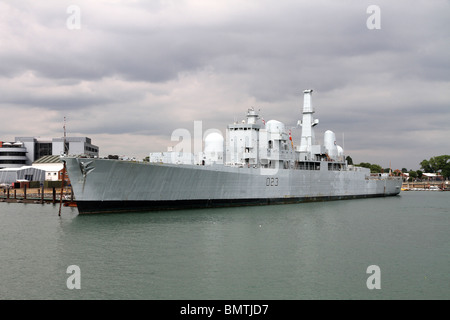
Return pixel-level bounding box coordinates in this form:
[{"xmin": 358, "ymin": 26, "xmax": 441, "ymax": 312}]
[{"xmin": 345, "ymin": 155, "xmax": 450, "ymax": 180}]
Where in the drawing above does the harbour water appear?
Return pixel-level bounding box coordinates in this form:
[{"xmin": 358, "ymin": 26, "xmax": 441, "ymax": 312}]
[{"xmin": 0, "ymin": 191, "xmax": 448, "ymax": 300}]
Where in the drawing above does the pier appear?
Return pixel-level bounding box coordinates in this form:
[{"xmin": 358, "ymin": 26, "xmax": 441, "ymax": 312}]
[
  {"xmin": 402, "ymin": 181, "xmax": 450, "ymax": 191},
  {"xmin": 0, "ymin": 186, "xmax": 75, "ymax": 205}
]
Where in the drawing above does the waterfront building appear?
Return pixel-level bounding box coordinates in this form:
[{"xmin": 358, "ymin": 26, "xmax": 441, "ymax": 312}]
[
  {"xmin": 51, "ymin": 137, "xmax": 99, "ymax": 159},
  {"xmin": 32, "ymin": 155, "xmax": 65, "ymax": 181},
  {"xmin": 0, "ymin": 141, "xmax": 28, "ymax": 169},
  {"xmin": 0, "ymin": 166, "xmax": 45, "ymax": 185},
  {"xmin": 0, "ymin": 137, "xmax": 99, "ymax": 168}
]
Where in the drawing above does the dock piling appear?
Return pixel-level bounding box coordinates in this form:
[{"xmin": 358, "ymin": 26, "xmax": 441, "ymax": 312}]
[{"xmin": 41, "ymin": 185, "xmax": 44, "ymax": 204}]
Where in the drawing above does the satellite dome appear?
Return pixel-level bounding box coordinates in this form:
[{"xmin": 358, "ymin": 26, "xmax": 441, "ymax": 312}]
[
  {"xmin": 324, "ymin": 130, "xmax": 338, "ymax": 160},
  {"xmin": 266, "ymin": 120, "xmax": 285, "ymax": 134},
  {"xmin": 204, "ymin": 132, "xmax": 224, "ymax": 153}
]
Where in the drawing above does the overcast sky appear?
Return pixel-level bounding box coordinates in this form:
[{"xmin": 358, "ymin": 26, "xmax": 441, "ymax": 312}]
[{"xmin": 1, "ymin": 0, "xmax": 449, "ymax": 170}]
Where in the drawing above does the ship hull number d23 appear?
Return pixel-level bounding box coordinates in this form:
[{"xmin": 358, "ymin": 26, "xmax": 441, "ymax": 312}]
[{"xmin": 266, "ymin": 177, "xmax": 279, "ymax": 187}]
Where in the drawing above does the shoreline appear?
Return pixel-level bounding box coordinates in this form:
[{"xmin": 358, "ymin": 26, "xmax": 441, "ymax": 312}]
[{"xmin": 401, "ymin": 181, "xmax": 449, "ymax": 191}]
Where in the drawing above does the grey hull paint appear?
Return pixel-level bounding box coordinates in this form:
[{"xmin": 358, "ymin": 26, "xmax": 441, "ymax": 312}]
[{"xmin": 64, "ymin": 158, "xmax": 402, "ymax": 214}]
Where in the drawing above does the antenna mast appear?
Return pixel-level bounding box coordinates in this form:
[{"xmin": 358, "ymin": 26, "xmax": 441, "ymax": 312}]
[
  {"xmin": 63, "ymin": 117, "xmax": 67, "ymax": 155},
  {"xmin": 59, "ymin": 116, "xmax": 67, "ymax": 217}
]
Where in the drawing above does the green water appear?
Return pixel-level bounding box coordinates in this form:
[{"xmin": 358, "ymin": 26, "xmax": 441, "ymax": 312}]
[{"xmin": 0, "ymin": 191, "xmax": 448, "ymax": 300}]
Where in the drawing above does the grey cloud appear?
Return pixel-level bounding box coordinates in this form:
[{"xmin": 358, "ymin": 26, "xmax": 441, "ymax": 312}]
[
  {"xmin": 0, "ymin": 0, "xmax": 449, "ymax": 169},
  {"xmin": 4, "ymin": 95, "xmax": 113, "ymax": 110}
]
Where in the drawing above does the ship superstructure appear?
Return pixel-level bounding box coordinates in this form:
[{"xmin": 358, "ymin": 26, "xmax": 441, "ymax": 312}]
[{"xmin": 151, "ymin": 90, "xmax": 344, "ymax": 170}]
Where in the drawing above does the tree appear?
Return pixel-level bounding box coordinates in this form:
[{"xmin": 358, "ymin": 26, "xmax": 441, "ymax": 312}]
[
  {"xmin": 355, "ymin": 162, "xmax": 382, "ymax": 173},
  {"xmin": 408, "ymin": 170, "xmax": 417, "ymax": 180},
  {"xmin": 420, "ymin": 155, "xmax": 450, "ymax": 179},
  {"xmin": 358, "ymin": 162, "xmax": 371, "ymax": 169},
  {"xmin": 369, "ymin": 164, "xmax": 382, "ymax": 173},
  {"xmin": 420, "ymin": 159, "xmax": 432, "ymax": 173},
  {"xmin": 416, "ymin": 170, "xmax": 423, "ymax": 179},
  {"xmin": 439, "ymin": 156, "xmax": 450, "ymax": 179}
]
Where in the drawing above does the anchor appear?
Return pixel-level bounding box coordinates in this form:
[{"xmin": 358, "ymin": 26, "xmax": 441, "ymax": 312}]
[{"xmin": 79, "ymin": 160, "xmax": 95, "ymax": 192}]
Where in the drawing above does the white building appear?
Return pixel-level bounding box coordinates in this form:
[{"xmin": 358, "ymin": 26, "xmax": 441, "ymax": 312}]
[
  {"xmin": 32, "ymin": 155, "xmax": 64, "ymax": 181},
  {"xmin": 0, "ymin": 166, "xmax": 45, "ymax": 185},
  {"xmin": 8, "ymin": 136, "xmax": 99, "ymax": 166},
  {"xmin": 51, "ymin": 137, "xmax": 99, "ymax": 158},
  {"xmin": 0, "ymin": 141, "xmax": 28, "ymax": 169}
]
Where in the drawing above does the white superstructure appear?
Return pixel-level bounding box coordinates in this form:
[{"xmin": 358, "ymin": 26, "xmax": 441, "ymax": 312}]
[{"xmin": 151, "ymin": 89, "xmax": 345, "ymax": 170}]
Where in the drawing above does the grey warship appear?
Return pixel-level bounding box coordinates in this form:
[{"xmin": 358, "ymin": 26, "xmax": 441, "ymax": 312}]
[{"xmin": 64, "ymin": 90, "xmax": 401, "ymax": 214}]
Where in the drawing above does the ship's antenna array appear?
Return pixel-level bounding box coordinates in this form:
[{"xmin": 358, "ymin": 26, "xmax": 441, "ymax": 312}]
[
  {"xmin": 63, "ymin": 116, "xmax": 67, "ymax": 155},
  {"xmin": 59, "ymin": 117, "xmax": 67, "ymax": 217}
]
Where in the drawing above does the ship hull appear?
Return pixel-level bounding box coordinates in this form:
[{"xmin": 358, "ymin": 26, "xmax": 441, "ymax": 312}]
[
  {"xmin": 76, "ymin": 194, "xmax": 391, "ymax": 214},
  {"xmin": 64, "ymin": 158, "xmax": 402, "ymax": 214}
]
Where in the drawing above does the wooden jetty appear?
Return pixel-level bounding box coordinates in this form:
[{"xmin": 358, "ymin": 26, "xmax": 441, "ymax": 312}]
[{"xmin": 0, "ymin": 186, "xmax": 76, "ymax": 206}]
